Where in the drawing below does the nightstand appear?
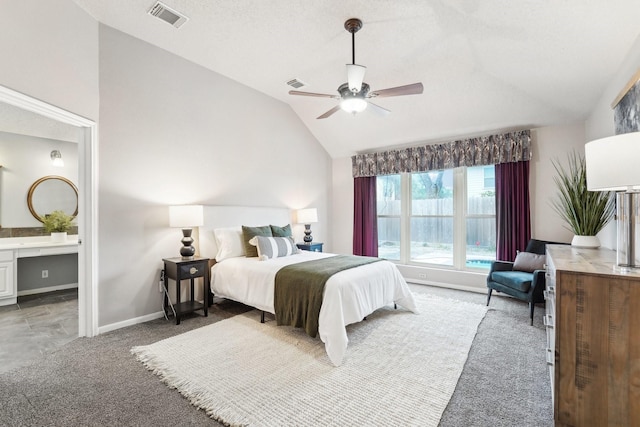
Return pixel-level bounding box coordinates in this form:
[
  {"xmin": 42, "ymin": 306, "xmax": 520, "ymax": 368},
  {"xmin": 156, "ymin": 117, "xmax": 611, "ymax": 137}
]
[
  {"xmin": 162, "ymin": 256, "xmax": 209, "ymax": 325},
  {"xmin": 297, "ymin": 242, "xmax": 323, "ymax": 252}
]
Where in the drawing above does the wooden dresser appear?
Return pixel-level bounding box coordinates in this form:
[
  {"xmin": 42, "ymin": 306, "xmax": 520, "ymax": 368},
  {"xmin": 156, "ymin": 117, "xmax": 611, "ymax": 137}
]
[{"xmin": 546, "ymin": 245, "xmax": 640, "ymax": 426}]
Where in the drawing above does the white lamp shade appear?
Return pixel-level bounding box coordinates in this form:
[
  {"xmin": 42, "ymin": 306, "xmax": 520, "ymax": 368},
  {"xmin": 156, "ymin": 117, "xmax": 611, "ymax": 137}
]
[
  {"xmin": 585, "ymin": 132, "xmax": 640, "ymax": 191},
  {"xmin": 169, "ymin": 205, "xmax": 203, "ymax": 228},
  {"xmin": 296, "ymin": 208, "xmax": 318, "ymax": 224},
  {"xmin": 346, "ymin": 64, "xmax": 366, "ymax": 93}
]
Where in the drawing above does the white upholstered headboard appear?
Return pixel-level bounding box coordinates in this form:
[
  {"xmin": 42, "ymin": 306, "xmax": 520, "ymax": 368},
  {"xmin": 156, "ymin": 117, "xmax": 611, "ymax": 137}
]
[{"xmin": 199, "ymin": 205, "xmax": 292, "ymax": 260}]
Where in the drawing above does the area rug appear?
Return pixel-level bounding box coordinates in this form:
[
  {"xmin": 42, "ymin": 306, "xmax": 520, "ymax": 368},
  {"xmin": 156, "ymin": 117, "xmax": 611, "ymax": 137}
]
[{"xmin": 131, "ymin": 293, "xmax": 487, "ymax": 427}]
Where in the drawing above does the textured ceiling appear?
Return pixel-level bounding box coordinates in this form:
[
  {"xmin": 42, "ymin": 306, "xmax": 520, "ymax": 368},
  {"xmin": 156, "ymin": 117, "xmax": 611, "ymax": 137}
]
[{"xmin": 72, "ymin": 0, "xmax": 640, "ymax": 158}]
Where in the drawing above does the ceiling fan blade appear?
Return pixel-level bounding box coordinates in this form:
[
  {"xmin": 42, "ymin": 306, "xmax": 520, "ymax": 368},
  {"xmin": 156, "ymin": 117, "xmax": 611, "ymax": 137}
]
[
  {"xmin": 346, "ymin": 64, "xmax": 366, "ymax": 93},
  {"xmin": 317, "ymin": 105, "xmax": 341, "ymax": 119},
  {"xmin": 289, "ymin": 90, "xmax": 338, "ymax": 99},
  {"xmin": 367, "ymin": 102, "xmax": 391, "ymax": 117},
  {"xmin": 369, "ymin": 82, "xmax": 424, "ymax": 98}
]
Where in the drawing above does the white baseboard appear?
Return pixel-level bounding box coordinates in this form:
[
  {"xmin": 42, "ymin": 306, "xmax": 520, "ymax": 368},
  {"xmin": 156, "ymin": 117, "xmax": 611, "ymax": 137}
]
[
  {"xmin": 98, "ymin": 311, "xmax": 166, "ymax": 334},
  {"xmin": 17, "ymin": 283, "xmax": 78, "ymax": 297}
]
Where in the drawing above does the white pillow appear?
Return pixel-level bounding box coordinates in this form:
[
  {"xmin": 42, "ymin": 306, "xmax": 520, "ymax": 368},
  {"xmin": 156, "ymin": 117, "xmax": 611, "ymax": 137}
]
[
  {"xmin": 248, "ymin": 235, "xmax": 299, "ymax": 261},
  {"xmin": 214, "ymin": 226, "xmax": 245, "ymax": 262}
]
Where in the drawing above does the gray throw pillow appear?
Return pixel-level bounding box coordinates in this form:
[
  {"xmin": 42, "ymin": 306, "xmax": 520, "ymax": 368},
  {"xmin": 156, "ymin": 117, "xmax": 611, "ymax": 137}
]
[
  {"xmin": 241, "ymin": 225, "xmax": 273, "ymax": 257},
  {"xmin": 249, "ymin": 235, "xmax": 299, "ymax": 260},
  {"xmin": 513, "ymin": 251, "xmax": 545, "ymax": 273},
  {"xmin": 270, "ymin": 224, "xmax": 292, "ymax": 237}
]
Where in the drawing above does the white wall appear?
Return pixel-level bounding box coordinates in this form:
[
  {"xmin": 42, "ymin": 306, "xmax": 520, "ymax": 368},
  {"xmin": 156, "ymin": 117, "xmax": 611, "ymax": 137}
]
[
  {"xmin": 331, "ymin": 157, "xmax": 354, "ymax": 255},
  {"xmin": 587, "ymin": 35, "xmax": 640, "ymax": 141},
  {"xmin": 529, "ymin": 123, "xmax": 587, "ymax": 244},
  {"xmin": 0, "ymin": 0, "xmax": 99, "ymax": 120},
  {"xmin": 0, "ymin": 132, "xmax": 79, "ymax": 227},
  {"xmin": 585, "ymin": 34, "xmax": 640, "ymax": 250},
  {"xmin": 97, "ymin": 25, "xmax": 331, "ymax": 326}
]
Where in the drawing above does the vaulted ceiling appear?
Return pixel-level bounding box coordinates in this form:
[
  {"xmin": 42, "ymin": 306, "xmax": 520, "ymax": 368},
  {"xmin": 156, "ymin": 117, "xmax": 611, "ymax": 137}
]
[{"xmin": 71, "ymin": 0, "xmax": 640, "ymax": 158}]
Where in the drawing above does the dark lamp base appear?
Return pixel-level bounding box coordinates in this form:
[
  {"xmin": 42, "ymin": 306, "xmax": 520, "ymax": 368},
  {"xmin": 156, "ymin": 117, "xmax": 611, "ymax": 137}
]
[
  {"xmin": 303, "ymin": 224, "xmax": 313, "ymax": 243},
  {"xmin": 180, "ymin": 228, "xmax": 196, "ymax": 258}
]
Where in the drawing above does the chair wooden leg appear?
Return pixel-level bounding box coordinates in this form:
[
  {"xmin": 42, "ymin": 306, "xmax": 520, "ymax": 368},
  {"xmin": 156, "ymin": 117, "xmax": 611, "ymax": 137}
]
[{"xmin": 486, "ymin": 289, "xmax": 493, "ymax": 306}]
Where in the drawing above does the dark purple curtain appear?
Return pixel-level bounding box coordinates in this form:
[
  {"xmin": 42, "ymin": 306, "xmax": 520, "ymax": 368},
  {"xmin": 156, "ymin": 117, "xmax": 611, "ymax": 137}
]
[
  {"xmin": 353, "ymin": 176, "xmax": 378, "ymax": 257},
  {"xmin": 496, "ymin": 161, "xmax": 531, "ymax": 261}
]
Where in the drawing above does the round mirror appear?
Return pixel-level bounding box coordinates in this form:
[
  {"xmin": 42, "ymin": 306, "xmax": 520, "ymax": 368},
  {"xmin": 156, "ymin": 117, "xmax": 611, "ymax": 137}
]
[{"xmin": 27, "ymin": 175, "xmax": 78, "ymax": 223}]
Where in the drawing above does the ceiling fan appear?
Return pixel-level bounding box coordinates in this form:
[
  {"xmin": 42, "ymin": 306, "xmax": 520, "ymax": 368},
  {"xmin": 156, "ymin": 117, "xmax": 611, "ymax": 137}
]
[{"xmin": 289, "ymin": 18, "xmax": 424, "ymax": 119}]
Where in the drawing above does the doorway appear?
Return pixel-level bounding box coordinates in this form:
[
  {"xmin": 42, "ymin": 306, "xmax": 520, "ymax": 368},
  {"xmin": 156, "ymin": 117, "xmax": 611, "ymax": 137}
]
[{"xmin": 0, "ymin": 84, "xmax": 97, "ymax": 337}]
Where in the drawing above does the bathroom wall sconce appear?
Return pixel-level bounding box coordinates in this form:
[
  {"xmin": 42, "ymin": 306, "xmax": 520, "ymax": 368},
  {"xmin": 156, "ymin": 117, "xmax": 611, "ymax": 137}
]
[{"xmin": 50, "ymin": 150, "xmax": 64, "ymax": 167}]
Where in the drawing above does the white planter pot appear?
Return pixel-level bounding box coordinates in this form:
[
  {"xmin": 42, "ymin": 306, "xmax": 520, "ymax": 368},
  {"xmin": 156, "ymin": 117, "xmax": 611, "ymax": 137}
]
[
  {"xmin": 51, "ymin": 232, "xmax": 67, "ymax": 243},
  {"xmin": 571, "ymin": 235, "xmax": 600, "ymax": 248}
]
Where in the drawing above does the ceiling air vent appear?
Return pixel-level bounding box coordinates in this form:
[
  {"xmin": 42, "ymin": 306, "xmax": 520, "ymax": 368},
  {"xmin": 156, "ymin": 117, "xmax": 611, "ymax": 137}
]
[
  {"xmin": 148, "ymin": 1, "xmax": 189, "ymax": 29},
  {"xmin": 286, "ymin": 79, "xmax": 307, "ymax": 89}
]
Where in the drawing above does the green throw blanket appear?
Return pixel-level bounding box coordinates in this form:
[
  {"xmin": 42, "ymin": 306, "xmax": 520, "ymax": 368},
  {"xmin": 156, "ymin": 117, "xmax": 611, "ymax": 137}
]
[{"xmin": 274, "ymin": 255, "xmax": 382, "ymax": 338}]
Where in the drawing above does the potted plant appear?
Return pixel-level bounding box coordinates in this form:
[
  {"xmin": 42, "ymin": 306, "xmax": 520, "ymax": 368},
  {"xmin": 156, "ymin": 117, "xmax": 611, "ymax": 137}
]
[
  {"xmin": 43, "ymin": 210, "xmax": 74, "ymax": 243},
  {"xmin": 551, "ymin": 150, "xmax": 615, "ymax": 247}
]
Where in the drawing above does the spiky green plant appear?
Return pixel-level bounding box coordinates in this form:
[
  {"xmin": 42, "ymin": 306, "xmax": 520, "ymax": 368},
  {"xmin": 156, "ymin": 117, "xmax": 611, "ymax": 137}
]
[{"xmin": 551, "ymin": 151, "xmax": 615, "ymax": 236}]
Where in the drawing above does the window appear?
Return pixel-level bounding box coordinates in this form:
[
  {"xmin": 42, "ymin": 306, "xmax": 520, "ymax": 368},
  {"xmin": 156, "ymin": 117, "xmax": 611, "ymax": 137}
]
[
  {"xmin": 482, "ymin": 166, "xmax": 495, "ymax": 189},
  {"xmin": 376, "ymin": 174, "xmax": 401, "ymax": 261},
  {"xmin": 410, "ymin": 170, "xmax": 454, "ymax": 266},
  {"xmin": 377, "ymin": 166, "xmax": 496, "ymax": 270}
]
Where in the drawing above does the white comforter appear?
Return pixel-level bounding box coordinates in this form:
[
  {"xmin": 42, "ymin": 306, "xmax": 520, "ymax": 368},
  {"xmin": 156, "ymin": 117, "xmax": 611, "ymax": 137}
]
[{"xmin": 210, "ymin": 251, "xmax": 418, "ymax": 366}]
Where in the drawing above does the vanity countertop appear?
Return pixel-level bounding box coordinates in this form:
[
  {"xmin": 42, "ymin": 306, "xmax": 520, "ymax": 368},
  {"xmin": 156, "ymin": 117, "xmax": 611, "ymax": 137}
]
[{"xmin": 0, "ymin": 235, "xmax": 79, "ymax": 251}]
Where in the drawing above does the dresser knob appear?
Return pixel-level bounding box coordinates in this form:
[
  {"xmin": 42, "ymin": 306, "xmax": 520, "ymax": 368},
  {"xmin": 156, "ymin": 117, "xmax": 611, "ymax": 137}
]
[{"xmin": 189, "ymin": 267, "xmax": 198, "ymax": 275}]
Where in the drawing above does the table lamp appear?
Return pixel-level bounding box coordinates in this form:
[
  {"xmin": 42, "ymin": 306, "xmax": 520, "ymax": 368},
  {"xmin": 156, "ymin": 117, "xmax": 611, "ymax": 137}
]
[
  {"xmin": 169, "ymin": 205, "xmax": 204, "ymax": 258},
  {"xmin": 296, "ymin": 208, "xmax": 318, "ymax": 243},
  {"xmin": 585, "ymin": 131, "xmax": 640, "ymax": 269}
]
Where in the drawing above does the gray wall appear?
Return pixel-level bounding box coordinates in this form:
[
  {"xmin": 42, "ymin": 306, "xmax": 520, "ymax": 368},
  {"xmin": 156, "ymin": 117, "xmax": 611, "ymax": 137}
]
[
  {"xmin": 0, "ymin": 0, "xmax": 98, "ymax": 120},
  {"xmin": 18, "ymin": 254, "xmax": 78, "ymax": 292},
  {"xmin": 97, "ymin": 25, "xmax": 332, "ymax": 326},
  {"xmin": 0, "ymin": 1, "xmax": 332, "ymax": 329}
]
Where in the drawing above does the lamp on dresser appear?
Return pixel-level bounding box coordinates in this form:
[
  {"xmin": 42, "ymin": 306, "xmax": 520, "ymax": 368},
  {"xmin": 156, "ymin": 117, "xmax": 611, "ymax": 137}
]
[
  {"xmin": 585, "ymin": 131, "xmax": 640, "ymax": 269},
  {"xmin": 169, "ymin": 205, "xmax": 204, "ymax": 258},
  {"xmin": 296, "ymin": 208, "xmax": 318, "ymax": 243}
]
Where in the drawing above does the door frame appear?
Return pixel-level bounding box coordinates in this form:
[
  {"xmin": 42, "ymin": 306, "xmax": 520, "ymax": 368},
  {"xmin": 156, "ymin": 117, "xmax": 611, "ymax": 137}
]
[{"xmin": 0, "ymin": 84, "xmax": 98, "ymax": 337}]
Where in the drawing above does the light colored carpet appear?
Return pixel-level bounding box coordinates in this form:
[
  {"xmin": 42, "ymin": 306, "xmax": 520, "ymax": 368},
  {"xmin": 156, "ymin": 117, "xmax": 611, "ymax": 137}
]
[{"xmin": 131, "ymin": 293, "xmax": 487, "ymax": 427}]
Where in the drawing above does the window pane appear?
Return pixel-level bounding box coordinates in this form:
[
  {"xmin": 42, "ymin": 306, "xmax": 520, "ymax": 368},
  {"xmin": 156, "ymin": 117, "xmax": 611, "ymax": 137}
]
[
  {"xmin": 467, "ymin": 166, "xmax": 495, "ymax": 215},
  {"xmin": 377, "ymin": 174, "xmax": 401, "ymax": 215},
  {"xmin": 378, "ymin": 217, "xmax": 400, "ymax": 260},
  {"xmin": 410, "ymin": 217, "xmax": 453, "ymax": 266},
  {"xmin": 411, "ymin": 170, "xmax": 453, "ymax": 215},
  {"xmin": 465, "ymin": 217, "xmax": 496, "ymax": 268}
]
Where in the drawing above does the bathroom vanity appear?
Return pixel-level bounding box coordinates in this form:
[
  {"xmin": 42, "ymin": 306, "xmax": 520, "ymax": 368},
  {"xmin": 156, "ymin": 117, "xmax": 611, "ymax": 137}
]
[{"xmin": 0, "ymin": 236, "xmax": 79, "ymax": 306}]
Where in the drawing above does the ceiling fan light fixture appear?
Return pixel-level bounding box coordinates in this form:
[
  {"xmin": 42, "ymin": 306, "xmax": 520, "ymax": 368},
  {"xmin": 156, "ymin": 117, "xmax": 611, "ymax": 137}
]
[
  {"xmin": 346, "ymin": 64, "xmax": 366, "ymax": 93},
  {"xmin": 287, "ymin": 18, "xmax": 423, "ymax": 119},
  {"xmin": 340, "ymin": 97, "xmax": 367, "ymax": 114}
]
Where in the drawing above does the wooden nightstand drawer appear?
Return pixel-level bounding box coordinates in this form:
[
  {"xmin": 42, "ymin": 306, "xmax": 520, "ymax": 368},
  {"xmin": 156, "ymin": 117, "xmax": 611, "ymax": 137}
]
[{"xmin": 180, "ymin": 263, "xmax": 204, "ymax": 278}]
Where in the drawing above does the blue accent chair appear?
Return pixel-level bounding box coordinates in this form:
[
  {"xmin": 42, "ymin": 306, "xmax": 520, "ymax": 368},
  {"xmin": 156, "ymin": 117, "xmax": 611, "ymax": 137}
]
[{"xmin": 486, "ymin": 239, "xmax": 561, "ymax": 325}]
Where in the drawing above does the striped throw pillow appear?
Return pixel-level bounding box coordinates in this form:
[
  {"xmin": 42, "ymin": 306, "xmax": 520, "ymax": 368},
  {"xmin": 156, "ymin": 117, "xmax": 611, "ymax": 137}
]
[{"xmin": 248, "ymin": 236, "xmax": 299, "ymax": 261}]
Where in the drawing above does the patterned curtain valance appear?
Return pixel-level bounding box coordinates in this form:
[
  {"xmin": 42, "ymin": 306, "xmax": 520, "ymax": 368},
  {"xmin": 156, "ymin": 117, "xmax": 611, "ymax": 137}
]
[{"xmin": 351, "ymin": 130, "xmax": 531, "ymax": 178}]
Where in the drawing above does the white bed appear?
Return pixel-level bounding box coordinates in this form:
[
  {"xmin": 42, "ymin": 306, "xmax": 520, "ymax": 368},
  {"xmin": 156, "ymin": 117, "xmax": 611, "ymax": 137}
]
[{"xmin": 199, "ymin": 206, "xmax": 418, "ymax": 366}]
